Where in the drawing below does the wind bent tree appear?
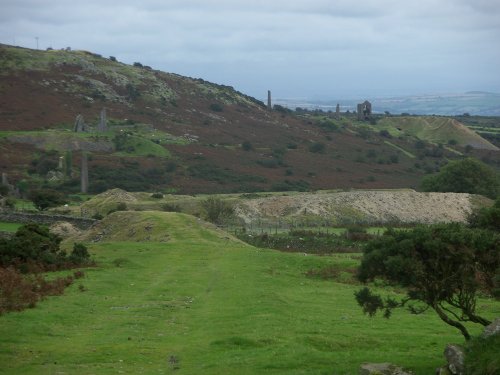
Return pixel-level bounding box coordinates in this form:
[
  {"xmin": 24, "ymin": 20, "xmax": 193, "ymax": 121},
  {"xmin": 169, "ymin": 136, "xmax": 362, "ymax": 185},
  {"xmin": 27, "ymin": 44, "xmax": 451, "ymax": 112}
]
[{"xmin": 355, "ymin": 224, "xmax": 500, "ymax": 340}]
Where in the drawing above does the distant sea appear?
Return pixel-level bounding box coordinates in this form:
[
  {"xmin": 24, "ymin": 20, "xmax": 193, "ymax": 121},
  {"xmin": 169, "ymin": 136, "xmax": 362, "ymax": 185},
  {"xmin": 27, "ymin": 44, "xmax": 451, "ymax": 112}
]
[{"xmin": 274, "ymin": 92, "xmax": 500, "ymax": 116}]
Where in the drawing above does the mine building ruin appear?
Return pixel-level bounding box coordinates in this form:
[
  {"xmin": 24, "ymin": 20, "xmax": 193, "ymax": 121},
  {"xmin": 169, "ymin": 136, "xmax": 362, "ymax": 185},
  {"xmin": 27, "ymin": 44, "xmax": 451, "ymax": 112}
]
[{"xmin": 356, "ymin": 100, "xmax": 372, "ymax": 120}]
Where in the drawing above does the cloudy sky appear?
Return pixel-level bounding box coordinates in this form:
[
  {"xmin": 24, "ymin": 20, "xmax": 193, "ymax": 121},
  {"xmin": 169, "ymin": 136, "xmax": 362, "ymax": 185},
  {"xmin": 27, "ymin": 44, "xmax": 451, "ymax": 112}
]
[{"xmin": 1, "ymin": 0, "xmax": 499, "ymax": 100}]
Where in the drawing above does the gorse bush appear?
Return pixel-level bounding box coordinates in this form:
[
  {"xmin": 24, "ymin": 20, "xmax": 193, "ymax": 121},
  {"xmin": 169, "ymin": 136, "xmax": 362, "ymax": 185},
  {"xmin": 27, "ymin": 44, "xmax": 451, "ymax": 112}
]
[
  {"xmin": 0, "ymin": 224, "xmax": 93, "ymax": 270},
  {"xmin": 201, "ymin": 197, "xmax": 234, "ymax": 225}
]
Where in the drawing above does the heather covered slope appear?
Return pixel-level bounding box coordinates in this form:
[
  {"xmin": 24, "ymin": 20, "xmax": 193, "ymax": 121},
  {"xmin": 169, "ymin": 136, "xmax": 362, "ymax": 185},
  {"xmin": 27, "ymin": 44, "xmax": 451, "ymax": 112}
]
[{"xmin": 1, "ymin": 44, "xmax": 498, "ymax": 194}]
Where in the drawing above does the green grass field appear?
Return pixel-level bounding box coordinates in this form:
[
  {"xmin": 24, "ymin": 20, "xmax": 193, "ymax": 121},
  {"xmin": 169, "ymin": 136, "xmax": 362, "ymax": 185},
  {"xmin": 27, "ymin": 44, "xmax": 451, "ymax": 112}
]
[
  {"xmin": 0, "ymin": 222, "xmax": 22, "ymax": 232},
  {"xmin": 0, "ymin": 212, "xmax": 498, "ymax": 374}
]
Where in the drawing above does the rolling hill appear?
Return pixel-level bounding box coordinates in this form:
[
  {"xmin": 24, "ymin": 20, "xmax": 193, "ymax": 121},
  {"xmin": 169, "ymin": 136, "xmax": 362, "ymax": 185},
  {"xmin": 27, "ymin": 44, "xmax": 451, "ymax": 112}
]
[
  {"xmin": 1, "ymin": 43, "xmax": 498, "ymax": 194},
  {"xmin": 378, "ymin": 117, "xmax": 498, "ymax": 151}
]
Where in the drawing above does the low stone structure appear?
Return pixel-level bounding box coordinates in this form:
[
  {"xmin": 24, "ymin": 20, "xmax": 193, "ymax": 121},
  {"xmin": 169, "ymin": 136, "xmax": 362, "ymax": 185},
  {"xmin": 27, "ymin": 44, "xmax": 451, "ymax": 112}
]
[
  {"xmin": 74, "ymin": 114, "xmax": 86, "ymax": 132},
  {"xmin": 0, "ymin": 212, "xmax": 96, "ymax": 230},
  {"xmin": 359, "ymin": 362, "xmax": 412, "ymax": 375}
]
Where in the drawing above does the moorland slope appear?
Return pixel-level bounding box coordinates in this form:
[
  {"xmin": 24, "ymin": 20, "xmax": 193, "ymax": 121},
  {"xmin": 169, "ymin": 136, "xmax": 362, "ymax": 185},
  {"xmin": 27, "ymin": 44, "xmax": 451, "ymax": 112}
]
[{"xmin": 1, "ymin": 44, "xmax": 498, "ymax": 194}]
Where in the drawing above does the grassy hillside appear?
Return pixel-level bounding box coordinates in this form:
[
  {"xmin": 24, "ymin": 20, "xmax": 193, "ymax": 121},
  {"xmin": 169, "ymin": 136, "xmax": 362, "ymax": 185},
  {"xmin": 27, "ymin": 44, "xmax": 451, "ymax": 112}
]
[
  {"xmin": 378, "ymin": 116, "xmax": 499, "ymax": 150},
  {"xmin": 1, "ymin": 44, "xmax": 498, "ymax": 195},
  {"xmin": 1, "ymin": 211, "xmax": 498, "ymax": 374}
]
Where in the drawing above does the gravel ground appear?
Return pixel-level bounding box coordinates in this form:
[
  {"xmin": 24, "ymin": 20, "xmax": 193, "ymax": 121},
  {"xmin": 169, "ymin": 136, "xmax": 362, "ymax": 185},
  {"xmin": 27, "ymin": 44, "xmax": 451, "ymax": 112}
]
[{"xmin": 235, "ymin": 190, "xmax": 478, "ymax": 225}]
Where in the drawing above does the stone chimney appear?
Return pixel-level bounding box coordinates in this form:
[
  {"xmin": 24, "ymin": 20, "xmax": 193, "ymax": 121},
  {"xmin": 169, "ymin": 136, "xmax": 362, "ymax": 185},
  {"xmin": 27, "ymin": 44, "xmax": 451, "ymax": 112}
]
[{"xmin": 80, "ymin": 152, "xmax": 89, "ymax": 193}]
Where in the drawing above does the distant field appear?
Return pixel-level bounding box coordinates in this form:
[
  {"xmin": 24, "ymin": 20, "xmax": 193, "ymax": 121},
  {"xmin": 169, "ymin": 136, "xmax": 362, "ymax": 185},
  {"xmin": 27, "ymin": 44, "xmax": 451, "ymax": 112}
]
[
  {"xmin": 0, "ymin": 222, "xmax": 22, "ymax": 232},
  {"xmin": 0, "ymin": 212, "xmax": 498, "ymax": 374}
]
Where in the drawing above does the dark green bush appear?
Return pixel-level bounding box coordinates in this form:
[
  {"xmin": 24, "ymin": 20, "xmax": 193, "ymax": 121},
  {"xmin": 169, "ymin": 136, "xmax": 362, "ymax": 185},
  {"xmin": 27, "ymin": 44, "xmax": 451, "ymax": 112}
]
[
  {"xmin": 309, "ymin": 142, "xmax": 326, "ymax": 154},
  {"xmin": 201, "ymin": 197, "xmax": 234, "ymax": 225},
  {"xmin": 464, "ymin": 334, "xmax": 500, "ymax": 375},
  {"xmin": 421, "ymin": 158, "xmax": 500, "ymax": 199},
  {"xmin": 241, "ymin": 141, "xmax": 253, "ymax": 151},
  {"xmin": 70, "ymin": 243, "xmax": 90, "ymax": 263},
  {"xmin": 28, "ymin": 189, "xmax": 67, "ymax": 211},
  {"xmin": 209, "ymin": 103, "xmax": 223, "ymax": 112}
]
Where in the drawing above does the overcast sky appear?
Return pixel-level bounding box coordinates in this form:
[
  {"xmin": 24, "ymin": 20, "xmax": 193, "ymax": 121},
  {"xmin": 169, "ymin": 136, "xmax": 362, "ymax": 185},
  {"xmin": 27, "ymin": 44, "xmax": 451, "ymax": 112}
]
[{"xmin": 1, "ymin": 0, "xmax": 499, "ymax": 100}]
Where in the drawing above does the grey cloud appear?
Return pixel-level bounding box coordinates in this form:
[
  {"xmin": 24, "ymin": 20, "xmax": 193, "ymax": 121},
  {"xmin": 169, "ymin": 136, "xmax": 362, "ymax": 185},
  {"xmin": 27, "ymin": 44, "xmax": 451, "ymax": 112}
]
[{"xmin": 0, "ymin": 0, "xmax": 499, "ymax": 99}]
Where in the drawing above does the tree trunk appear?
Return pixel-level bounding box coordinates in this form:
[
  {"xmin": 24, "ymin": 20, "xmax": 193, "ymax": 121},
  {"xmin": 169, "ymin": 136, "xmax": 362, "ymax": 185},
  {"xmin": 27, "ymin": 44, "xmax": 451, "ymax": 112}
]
[{"xmin": 434, "ymin": 304, "xmax": 471, "ymax": 341}]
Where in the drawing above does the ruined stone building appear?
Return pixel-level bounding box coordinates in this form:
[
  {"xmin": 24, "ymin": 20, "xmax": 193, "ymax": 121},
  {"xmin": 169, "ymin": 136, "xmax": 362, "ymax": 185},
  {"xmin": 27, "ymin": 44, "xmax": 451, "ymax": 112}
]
[{"xmin": 357, "ymin": 100, "xmax": 372, "ymax": 120}]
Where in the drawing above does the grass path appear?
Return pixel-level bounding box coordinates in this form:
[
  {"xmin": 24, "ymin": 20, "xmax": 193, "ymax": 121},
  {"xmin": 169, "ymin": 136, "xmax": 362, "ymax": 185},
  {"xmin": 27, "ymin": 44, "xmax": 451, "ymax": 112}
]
[
  {"xmin": 383, "ymin": 141, "xmax": 416, "ymax": 158},
  {"xmin": 0, "ymin": 213, "xmax": 498, "ymax": 374}
]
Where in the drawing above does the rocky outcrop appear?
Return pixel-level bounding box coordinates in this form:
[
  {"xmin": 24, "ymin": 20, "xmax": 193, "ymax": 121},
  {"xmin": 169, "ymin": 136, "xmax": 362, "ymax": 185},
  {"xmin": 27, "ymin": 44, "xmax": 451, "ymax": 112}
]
[
  {"xmin": 437, "ymin": 317, "xmax": 500, "ymax": 374},
  {"xmin": 443, "ymin": 345, "xmax": 465, "ymax": 375},
  {"xmin": 482, "ymin": 318, "xmax": 500, "ymax": 338},
  {"xmin": 359, "ymin": 362, "xmax": 412, "ymax": 375}
]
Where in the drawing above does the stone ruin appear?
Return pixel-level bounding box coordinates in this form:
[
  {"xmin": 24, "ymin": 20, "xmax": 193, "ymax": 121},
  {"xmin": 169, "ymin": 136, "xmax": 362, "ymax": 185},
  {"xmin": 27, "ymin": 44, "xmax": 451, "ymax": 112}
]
[
  {"xmin": 80, "ymin": 152, "xmax": 89, "ymax": 194},
  {"xmin": 97, "ymin": 108, "xmax": 108, "ymax": 132},
  {"xmin": 357, "ymin": 100, "xmax": 372, "ymax": 120},
  {"xmin": 74, "ymin": 114, "xmax": 86, "ymax": 132},
  {"xmin": 74, "ymin": 108, "xmax": 108, "ymax": 133},
  {"xmin": 267, "ymin": 90, "xmax": 272, "ymax": 110},
  {"xmin": 335, "ymin": 103, "xmax": 340, "ymax": 120}
]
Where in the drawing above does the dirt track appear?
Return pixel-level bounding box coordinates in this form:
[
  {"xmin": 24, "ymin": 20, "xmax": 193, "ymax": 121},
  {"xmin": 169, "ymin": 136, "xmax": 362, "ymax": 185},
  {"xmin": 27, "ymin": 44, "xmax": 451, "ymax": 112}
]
[{"xmin": 235, "ymin": 190, "xmax": 481, "ymax": 225}]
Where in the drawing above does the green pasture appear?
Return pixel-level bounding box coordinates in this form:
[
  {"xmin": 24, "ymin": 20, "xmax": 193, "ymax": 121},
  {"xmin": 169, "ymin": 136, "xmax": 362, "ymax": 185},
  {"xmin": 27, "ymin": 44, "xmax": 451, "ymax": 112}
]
[
  {"xmin": 1, "ymin": 212, "xmax": 498, "ymax": 374},
  {"xmin": 0, "ymin": 222, "xmax": 22, "ymax": 232}
]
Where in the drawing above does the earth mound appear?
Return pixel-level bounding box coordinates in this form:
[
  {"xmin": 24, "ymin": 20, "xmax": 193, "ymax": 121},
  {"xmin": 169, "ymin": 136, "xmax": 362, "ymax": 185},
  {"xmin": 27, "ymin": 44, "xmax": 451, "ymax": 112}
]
[
  {"xmin": 236, "ymin": 190, "xmax": 483, "ymax": 225},
  {"xmin": 80, "ymin": 188, "xmax": 139, "ymax": 215}
]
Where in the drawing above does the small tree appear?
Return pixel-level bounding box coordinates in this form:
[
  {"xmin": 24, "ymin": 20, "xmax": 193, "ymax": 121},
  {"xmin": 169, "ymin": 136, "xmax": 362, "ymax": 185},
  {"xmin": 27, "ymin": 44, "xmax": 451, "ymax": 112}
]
[
  {"xmin": 28, "ymin": 189, "xmax": 67, "ymax": 211},
  {"xmin": 309, "ymin": 142, "xmax": 326, "ymax": 154},
  {"xmin": 469, "ymin": 197, "xmax": 500, "ymax": 232},
  {"xmin": 421, "ymin": 158, "xmax": 500, "ymax": 199},
  {"xmin": 241, "ymin": 141, "xmax": 253, "ymax": 151},
  {"xmin": 201, "ymin": 197, "xmax": 234, "ymax": 225},
  {"xmin": 70, "ymin": 243, "xmax": 90, "ymax": 264},
  {"xmin": 355, "ymin": 224, "xmax": 499, "ymax": 340}
]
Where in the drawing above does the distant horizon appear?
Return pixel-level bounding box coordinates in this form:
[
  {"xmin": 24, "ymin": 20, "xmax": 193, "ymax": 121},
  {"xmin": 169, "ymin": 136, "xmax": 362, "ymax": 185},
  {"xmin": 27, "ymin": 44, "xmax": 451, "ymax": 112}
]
[
  {"xmin": 1, "ymin": 41, "xmax": 499, "ymax": 115},
  {"xmin": 2, "ymin": 41, "xmax": 499, "ymax": 104},
  {"xmin": 271, "ymin": 90, "xmax": 500, "ymax": 102}
]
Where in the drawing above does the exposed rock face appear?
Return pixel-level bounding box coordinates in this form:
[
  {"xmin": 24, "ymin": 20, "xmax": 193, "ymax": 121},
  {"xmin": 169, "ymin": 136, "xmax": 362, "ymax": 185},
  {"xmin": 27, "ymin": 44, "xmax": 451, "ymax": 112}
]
[
  {"xmin": 359, "ymin": 362, "xmax": 412, "ymax": 375},
  {"xmin": 482, "ymin": 318, "xmax": 500, "ymax": 338},
  {"xmin": 443, "ymin": 345, "xmax": 465, "ymax": 375}
]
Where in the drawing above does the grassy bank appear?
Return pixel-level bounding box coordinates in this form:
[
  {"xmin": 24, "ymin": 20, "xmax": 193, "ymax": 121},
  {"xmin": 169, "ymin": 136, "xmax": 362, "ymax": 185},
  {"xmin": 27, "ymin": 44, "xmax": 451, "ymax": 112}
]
[{"xmin": 0, "ymin": 212, "xmax": 498, "ymax": 374}]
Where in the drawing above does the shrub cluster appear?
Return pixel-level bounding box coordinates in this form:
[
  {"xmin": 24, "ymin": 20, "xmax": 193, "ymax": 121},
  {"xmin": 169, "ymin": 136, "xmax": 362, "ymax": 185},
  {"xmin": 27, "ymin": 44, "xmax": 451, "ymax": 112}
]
[
  {"xmin": 0, "ymin": 267, "xmax": 82, "ymax": 315},
  {"xmin": 237, "ymin": 229, "xmax": 373, "ymax": 255},
  {"xmin": 0, "ymin": 224, "xmax": 92, "ymax": 315},
  {"xmin": 0, "ymin": 224, "xmax": 91, "ymax": 271}
]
